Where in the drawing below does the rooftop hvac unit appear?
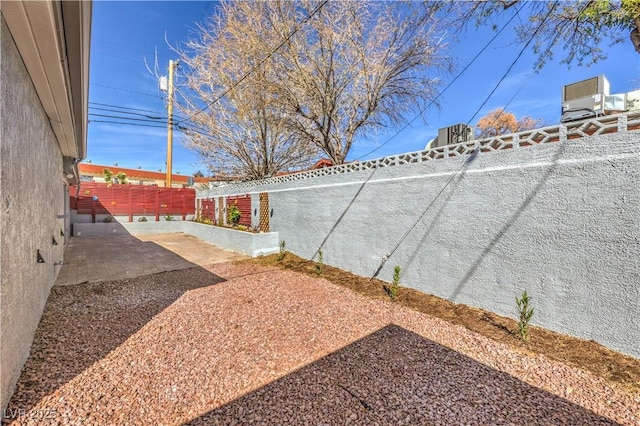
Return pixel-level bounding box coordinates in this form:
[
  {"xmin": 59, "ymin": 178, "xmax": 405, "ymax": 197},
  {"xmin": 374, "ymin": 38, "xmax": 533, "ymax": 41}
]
[
  {"xmin": 624, "ymin": 89, "xmax": 640, "ymax": 111},
  {"xmin": 606, "ymin": 90, "xmax": 640, "ymax": 112},
  {"xmin": 434, "ymin": 124, "xmax": 473, "ymax": 148},
  {"xmin": 561, "ymin": 75, "xmax": 610, "ymax": 122}
]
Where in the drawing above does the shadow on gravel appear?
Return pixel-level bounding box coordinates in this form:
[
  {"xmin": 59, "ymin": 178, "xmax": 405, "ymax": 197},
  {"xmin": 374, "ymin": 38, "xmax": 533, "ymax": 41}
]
[
  {"xmin": 3, "ymin": 241, "xmax": 225, "ymax": 421},
  {"xmin": 185, "ymin": 324, "xmax": 620, "ymax": 426}
]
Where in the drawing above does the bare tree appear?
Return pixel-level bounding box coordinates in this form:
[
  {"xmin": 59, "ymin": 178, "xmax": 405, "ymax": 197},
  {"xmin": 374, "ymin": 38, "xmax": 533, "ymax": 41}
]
[
  {"xmin": 177, "ymin": 0, "xmax": 451, "ymax": 170},
  {"xmin": 267, "ymin": 1, "xmax": 452, "ymax": 164},
  {"xmin": 175, "ymin": 1, "xmax": 319, "ymax": 180}
]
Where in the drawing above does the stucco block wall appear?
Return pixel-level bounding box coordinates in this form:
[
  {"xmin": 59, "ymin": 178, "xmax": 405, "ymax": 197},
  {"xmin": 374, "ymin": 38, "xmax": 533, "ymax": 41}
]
[
  {"xmin": 199, "ymin": 131, "xmax": 640, "ymax": 358},
  {"xmin": 71, "ymin": 221, "xmax": 280, "ymax": 257},
  {"xmin": 1, "ymin": 18, "xmax": 66, "ymax": 410}
]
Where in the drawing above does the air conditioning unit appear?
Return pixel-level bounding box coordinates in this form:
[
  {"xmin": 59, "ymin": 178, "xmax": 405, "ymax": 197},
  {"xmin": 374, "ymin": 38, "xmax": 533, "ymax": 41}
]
[
  {"xmin": 434, "ymin": 123, "xmax": 474, "ymax": 148},
  {"xmin": 605, "ymin": 93, "xmax": 626, "ymax": 111},
  {"xmin": 561, "ymin": 75, "xmax": 610, "ymax": 122},
  {"xmin": 626, "ymin": 89, "xmax": 640, "ymax": 111}
]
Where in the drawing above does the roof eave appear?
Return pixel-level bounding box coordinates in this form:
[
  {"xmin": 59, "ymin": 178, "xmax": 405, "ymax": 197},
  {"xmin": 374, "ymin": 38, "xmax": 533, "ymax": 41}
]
[{"xmin": 1, "ymin": 0, "xmax": 91, "ymax": 159}]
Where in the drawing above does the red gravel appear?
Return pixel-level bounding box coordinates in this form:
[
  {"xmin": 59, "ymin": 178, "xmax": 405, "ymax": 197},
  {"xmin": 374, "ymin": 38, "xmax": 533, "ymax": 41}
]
[{"xmin": 3, "ymin": 263, "xmax": 639, "ymax": 425}]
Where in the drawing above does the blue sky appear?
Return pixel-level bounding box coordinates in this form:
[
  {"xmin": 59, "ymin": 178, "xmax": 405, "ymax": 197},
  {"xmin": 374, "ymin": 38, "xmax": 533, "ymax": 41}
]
[{"xmin": 88, "ymin": 1, "xmax": 639, "ymax": 176}]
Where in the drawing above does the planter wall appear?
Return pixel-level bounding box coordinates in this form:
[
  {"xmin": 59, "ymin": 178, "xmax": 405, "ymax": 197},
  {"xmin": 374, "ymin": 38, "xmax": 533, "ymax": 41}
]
[{"xmin": 72, "ymin": 221, "xmax": 279, "ymax": 258}]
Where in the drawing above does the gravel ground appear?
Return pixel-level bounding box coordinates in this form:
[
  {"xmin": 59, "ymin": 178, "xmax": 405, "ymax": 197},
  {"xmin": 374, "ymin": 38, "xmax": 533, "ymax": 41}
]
[{"xmin": 4, "ymin": 263, "xmax": 639, "ymax": 425}]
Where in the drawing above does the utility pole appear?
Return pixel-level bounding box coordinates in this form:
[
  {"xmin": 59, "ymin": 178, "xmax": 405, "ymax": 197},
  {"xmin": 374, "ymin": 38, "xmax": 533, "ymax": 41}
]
[{"xmin": 165, "ymin": 60, "xmax": 178, "ymax": 188}]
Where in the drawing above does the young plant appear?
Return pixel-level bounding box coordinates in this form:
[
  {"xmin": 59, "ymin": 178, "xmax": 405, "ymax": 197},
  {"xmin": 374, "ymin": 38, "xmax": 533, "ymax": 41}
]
[
  {"xmin": 315, "ymin": 250, "xmax": 324, "ymax": 275},
  {"xmin": 165, "ymin": 214, "xmax": 173, "ymax": 221},
  {"xmin": 387, "ymin": 265, "xmax": 401, "ymax": 302},
  {"xmin": 276, "ymin": 240, "xmax": 286, "ymax": 261},
  {"xmin": 516, "ymin": 290, "xmax": 534, "ymax": 342},
  {"xmin": 228, "ymin": 204, "xmax": 241, "ymax": 225}
]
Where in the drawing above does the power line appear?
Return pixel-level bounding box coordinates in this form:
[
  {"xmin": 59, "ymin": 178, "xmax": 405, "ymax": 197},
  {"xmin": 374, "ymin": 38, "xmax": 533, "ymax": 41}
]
[
  {"xmin": 177, "ymin": 0, "xmax": 328, "ymax": 125},
  {"xmin": 92, "ymin": 39, "xmax": 172, "ymax": 61},
  {"xmin": 463, "ymin": 3, "xmax": 559, "ymax": 126},
  {"xmin": 91, "ymin": 83, "xmax": 159, "ymax": 98},
  {"xmin": 89, "ymin": 106, "xmax": 164, "ymax": 120},
  {"xmin": 371, "ymin": 2, "xmax": 560, "ymax": 274},
  {"xmin": 89, "ymin": 102, "xmax": 165, "ymax": 115},
  {"xmin": 88, "ymin": 113, "xmax": 166, "ymax": 124},
  {"xmin": 355, "ymin": 2, "xmax": 525, "ymax": 161},
  {"xmin": 88, "ymin": 118, "xmax": 212, "ymax": 138},
  {"xmin": 88, "ymin": 102, "xmax": 209, "ymax": 133},
  {"xmin": 89, "ymin": 120, "xmax": 166, "ymax": 129}
]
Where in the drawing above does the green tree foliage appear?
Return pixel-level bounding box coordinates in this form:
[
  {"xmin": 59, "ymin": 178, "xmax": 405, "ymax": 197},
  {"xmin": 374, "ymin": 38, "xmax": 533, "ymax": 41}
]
[
  {"xmin": 458, "ymin": 0, "xmax": 640, "ymax": 68},
  {"xmin": 116, "ymin": 172, "xmax": 127, "ymax": 184},
  {"xmin": 103, "ymin": 168, "xmax": 113, "ymax": 183}
]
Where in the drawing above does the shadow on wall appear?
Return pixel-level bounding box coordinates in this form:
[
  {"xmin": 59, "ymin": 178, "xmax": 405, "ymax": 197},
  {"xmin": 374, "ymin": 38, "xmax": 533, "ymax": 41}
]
[
  {"xmin": 304, "ymin": 149, "xmax": 472, "ymax": 268},
  {"xmin": 184, "ymin": 324, "xmax": 618, "ymax": 425},
  {"xmin": 3, "ymin": 238, "xmax": 226, "ymax": 417},
  {"xmin": 310, "ymin": 167, "xmax": 380, "ymax": 262},
  {"xmin": 375, "ymin": 149, "xmax": 480, "ymax": 280},
  {"xmin": 449, "ymin": 138, "xmax": 568, "ymax": 301},
  {"xmin": 394, "ymin": 139, "xmax": 566, "ymax": 302}
]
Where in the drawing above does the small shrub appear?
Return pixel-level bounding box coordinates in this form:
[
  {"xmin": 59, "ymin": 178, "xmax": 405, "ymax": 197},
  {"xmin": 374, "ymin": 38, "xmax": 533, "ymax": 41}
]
[
  {"xmin": 137, "ymin": 217, "xmax": 148, "ymax": 222},
  {"xmin": 516, "ymin": 290, "xmax": 534, "ymax": 342},
  {"xmin": 203, "ymin": 218, "xmax": 212, "ymax": 225},
  {"xmin": 315, "ymin": 250, "xmax": 324, "ymax": 275},
  {"xmin": 277, "ymin": 240, "xmax": 286, "ymax": 261},
  {"xmin": 103, "ymin": 168, "xmax": 113, "ymax": 183},
  {"xmin": 165, "ymin": 214, "xmax": 173, "ymax": 221},
  {"xmin": 387, "ymin": 265, "xmax": 401, "ymax": 302},
  {"xmin": 228, "ymin": 204, "xmax": 241, "ymax": 225},
  {"xmin": 103, "ymin": 215, "xmax": 114, "ymax": 223}
]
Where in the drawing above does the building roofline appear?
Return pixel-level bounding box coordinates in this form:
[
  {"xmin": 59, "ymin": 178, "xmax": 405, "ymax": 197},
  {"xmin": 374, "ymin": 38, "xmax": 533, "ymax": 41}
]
[{"xmin": 79, "ymin": 163, "xmax": 211, "ymax": 183}]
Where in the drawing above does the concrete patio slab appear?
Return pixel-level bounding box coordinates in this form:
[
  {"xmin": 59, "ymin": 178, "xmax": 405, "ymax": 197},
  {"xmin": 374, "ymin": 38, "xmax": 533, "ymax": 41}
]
[{"xmin": 54, "ymin": 233, "xmax": 247, "ymax": 286}]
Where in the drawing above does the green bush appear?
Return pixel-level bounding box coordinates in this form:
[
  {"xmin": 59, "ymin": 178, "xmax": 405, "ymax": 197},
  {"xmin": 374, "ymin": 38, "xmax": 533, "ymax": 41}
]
[{"xmin": 228, "ymin": 204, "xmax": 241, "ymax": 225}]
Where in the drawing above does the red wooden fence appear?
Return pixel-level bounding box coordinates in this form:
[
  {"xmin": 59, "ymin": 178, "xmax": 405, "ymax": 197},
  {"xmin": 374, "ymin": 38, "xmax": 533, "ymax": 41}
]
[
  {"xmin": 201, "ymin": 199, "xmax": 216, "ymax": 221},
  {"xmin": 226, "ymin": 194, "xmax": 252, "ymax": 226},
  {"xmin": 71, "ymin": 183, "xmax": 196, "ymax": 222}
]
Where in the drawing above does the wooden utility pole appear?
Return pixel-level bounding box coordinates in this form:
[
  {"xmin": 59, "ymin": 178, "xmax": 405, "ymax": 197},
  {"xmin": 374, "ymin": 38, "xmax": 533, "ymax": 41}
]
[{"xmin": 165, "ymin": 60, "xmax": 178, "ymax": 188}]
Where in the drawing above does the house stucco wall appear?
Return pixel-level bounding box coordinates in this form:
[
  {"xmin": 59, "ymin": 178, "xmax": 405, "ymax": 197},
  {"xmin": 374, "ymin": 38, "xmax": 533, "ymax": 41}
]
[
  {"xmin": 199, "ymin": 130, "xmax": 640, "ymax": 358},
  {"xmin": 1, "ymin": 17, "xmax": 66, "ymax": 410}
]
